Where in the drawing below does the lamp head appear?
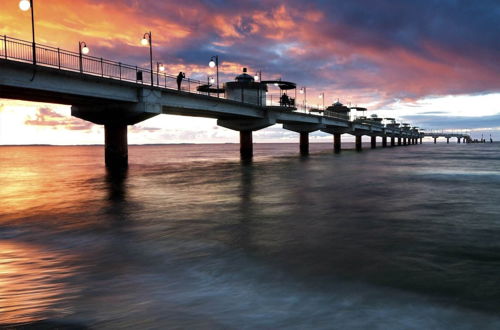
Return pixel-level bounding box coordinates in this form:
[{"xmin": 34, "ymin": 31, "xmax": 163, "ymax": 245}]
[
  {"xmin": 141, "ymin": 38, "xmax": 149, "ymax": 46},
  {"xmin": 19, "ymin": 0, "xmax": 30, "ymax": 11},
  {"xmin": 253, "ymin": 75, "xmax": 259, "ymax": 82},
  {"xmin": 209, "ymin": 60, "xmax": 216, "ymax": 68},
  {"xmin": 159, "ymin": 64, "xmax": 165, "ymax": 72},
  {"xmin": 209, "ymin": 77, "xmax": 215, "ymax": 84},
  {"xmin": 81, "ymin": 46, "xmax": 90, "ymax": 55},
  {"xmin": 299, "ymin": 88, "xmax": 305, "ymax": 94}
]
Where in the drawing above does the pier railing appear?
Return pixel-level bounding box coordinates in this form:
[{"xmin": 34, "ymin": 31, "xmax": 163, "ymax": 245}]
[
  {"xmin": 1, "ymin": 35, "xmax": 206, "ymax": 93},
  {"xmin": 0, "ymin": 35, "xmax": 325, "ymax": 116}
]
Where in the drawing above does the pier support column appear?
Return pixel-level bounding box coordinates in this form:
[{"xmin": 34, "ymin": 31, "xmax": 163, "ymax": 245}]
[
  {"xmin": 398, "ymin": 137, "xmax": 402, "ymax": 146},
  {"xmin": 334, "ymin": 133, "xmax": 341, "ymax": 154},
  {"xmin": 447, "ymin": 138, "xmax": 449, "ymax": 144},
  {"xmin": 356, "ymin": 135, "xmax": 362, "ymax": 151},
  {"xmin": 240, "ymin": 131, "xmax": 253, "ymax": 160},
  {"xmin": 371, "ymin": 136, "xmax": 377, "ymax": 149},
  {"xmin": 105, "ymin": 124, "xmax": 128, "ymax": 169},
  {"xmin": 457, "ymin": 137, "xmax": 461, "ymax": 144},
  {"xmin": 382, "ymin": 136, "xmax": 387, "ymax": 147},
  {"xmin": 420, "ymin": 138, "xmax": 423, "ymax": 144},
  {"xmin": 403, "ymin": 138, "xmax": 407, "ymax": 146},
  {"xmin": 300, "ymin": 132, "xmax": 309, "ymax": 156},
  {"xmin": 434, "ymin": 137, "xmax": 437, "ymax": 144},
  {"xmin": 390, "ymin": 136, "xmax": 395, "ymax": 147}
]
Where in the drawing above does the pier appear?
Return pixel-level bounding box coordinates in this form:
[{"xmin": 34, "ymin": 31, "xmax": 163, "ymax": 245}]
[{"xmin": 0, "ymin": 36, "xmax": 470, "ymax": 168}]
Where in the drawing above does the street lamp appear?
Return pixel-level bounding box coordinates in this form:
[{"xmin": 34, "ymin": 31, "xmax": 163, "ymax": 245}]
[
  {"xmin": 209, "ymin": 55, "xmax": 219, "ymax": 97},
  {"xmin": 78, "ymin": 41, "xmax": 89, "ymax": 73},
  {"xmin": 19, "ymin": 0, "xmax": 36, "ymax": 67},
  {"xmin": 299, "ymin": 87, "xmax": 307, "ymax": 110},
  {"xmin": 156, "ymin": 62, "xmax": 165, "ymax": 85},
  {"xmin": 141, "ymin": 31, "xmax": 153, "ymax": 86},
  {"xmin": 319, "ymin": 93, "xmax": 324, "ymax": 109},
  {"xmin": 254, "ymin": 70, "xmax": 261, "ymax": 82}
]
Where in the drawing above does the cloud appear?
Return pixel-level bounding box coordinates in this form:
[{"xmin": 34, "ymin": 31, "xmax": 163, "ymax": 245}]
[
  {"xmin": 24, "ymin": 107, "xmax": 95, "ymax": 131},
  {"xmin": 402, "ymin": 113, "xmax": 500, "ymax": 130}
]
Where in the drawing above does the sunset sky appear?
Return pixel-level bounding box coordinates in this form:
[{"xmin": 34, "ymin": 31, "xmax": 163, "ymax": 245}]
[{"xmin": 1, "ymin": 0, "xmax": 499, "ymax": 144}]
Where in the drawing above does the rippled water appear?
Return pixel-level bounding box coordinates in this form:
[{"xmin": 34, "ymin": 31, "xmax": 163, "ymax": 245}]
[{"xmin": 0, "ymin": 142, "xmax": 499, "ymax": 329}]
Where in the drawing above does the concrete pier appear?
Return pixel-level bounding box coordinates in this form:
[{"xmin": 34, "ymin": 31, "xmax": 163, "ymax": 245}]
[
  {"xmin": 457, "ymin": 137, "xmax": 461, "ymax": 144},
  {"xmin": 356, "ymin": 136, "xmax": 362, "ymax": 151},
  {"xmin": 382, "ymin": 136, "xmax": 387, "ymax": 147},
  {"xmin": 300, "ymin": 132, "xmax": 309, "ymax": 156},
  {"xmin": 434, "ymin": 137, "xmax": 437, "ymax": 144},
  {"xmin": 334, "ymin": 133, "xmax": 341, "ymax": 154},
  {"xmin": 240, "ymin": 131, "xmax": 253, "ymax": 160},
  {"xmin": 398, "ymin": 137, "xmax": 402, "ymax": 146},
  {"xmin": 447, "ymin": 138, "xmax": 450, "ymax": 144},
  {"xmin": 105, "ymin": 124, "xmax": 128, "ymax": 169},
  {"xmin": 391, "ymin": 136, "xmax": 395, "ymax": 147},
  {"xmin": 371, "ymin": 136, "xmax": 377, "ymax": 149},
  {"xmin": 403, "ymin": 138, "xmax": 407, "ymax": 146}
]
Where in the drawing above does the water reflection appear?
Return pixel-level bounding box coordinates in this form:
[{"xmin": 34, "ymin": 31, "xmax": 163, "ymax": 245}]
[
  {"xmin": 105, "ymin": 168, "xmax": 128, "ymax": 202},
  {"xmin": 0, "ymin": 241, "xmax": 80, "ymax": 325}
]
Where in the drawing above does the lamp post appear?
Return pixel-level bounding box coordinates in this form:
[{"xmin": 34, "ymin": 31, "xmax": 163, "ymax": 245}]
[
  {"xmin": 319, "ymin": 92, "xmax": 324, "ymax": 109},
  {"xmin": 141, "ymin": 31, "xmax": 153, "ymax": 86},
  {"xmin": 299, "ymin": 87, "xmax": 307, "ymax": 110},
  {"xmin": 78, "ymin": 41, "xmax": 89, "ymax": 73},
  {"xmin": 209, "ymin": 55, "xmax": 219, "ymax": 97},
  {"xmin": 156, "ymin": 62, "xmax": 165, "ymax": 86},
  {"xmin": 253, "ymin": 70, "xmax": 262, "ymax": 82},
  {"xmin": 19, "ymin": 0, "xmax": 35, "ymax": 66}
]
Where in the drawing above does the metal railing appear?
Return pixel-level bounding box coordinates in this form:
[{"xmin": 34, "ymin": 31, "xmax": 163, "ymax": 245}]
[
  {"xmin": 1, "ymin": 35, "xmax": 206, "ymax": 93},
  {"xmin": 1, "ymin": 35, "xmax": 424, "ymax": 134}
]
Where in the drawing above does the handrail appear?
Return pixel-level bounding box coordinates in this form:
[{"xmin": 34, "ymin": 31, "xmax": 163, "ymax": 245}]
[{"xmin": 0, "ymin": 35, "xmax": 427, "ymax": 135}]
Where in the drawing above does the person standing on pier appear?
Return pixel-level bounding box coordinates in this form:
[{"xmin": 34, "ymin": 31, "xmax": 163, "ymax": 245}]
[{"xmin": 177, "ymin": 72, "xmax": 185, "ymax": 91}]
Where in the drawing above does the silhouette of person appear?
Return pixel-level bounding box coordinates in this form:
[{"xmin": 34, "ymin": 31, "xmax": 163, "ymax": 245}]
[
  {"xmin": 177, "ymin": 72, "xmax": 185, "ymax": 90},
  {"xmin": 281, "ymin": 93, "xmax": 290, "ymax": 107}
]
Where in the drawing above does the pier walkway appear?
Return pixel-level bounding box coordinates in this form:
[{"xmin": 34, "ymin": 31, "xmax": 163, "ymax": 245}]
[{"xmin": 0, "ymin": 36, "xmax": 469, "ymax": 168}]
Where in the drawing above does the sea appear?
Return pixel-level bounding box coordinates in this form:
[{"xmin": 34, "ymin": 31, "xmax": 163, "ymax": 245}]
[{"xmin": 0, "ymin": 142, "xmax": 499, "ymax": 329}]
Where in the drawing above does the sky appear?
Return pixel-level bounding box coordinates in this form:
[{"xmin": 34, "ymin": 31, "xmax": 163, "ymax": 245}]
[{"xmin": 1, "ymin": 0, "xmax": 499, "ymax": 144}]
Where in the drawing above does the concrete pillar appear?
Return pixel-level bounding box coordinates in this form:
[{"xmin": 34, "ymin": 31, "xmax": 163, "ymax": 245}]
[
  {"xmin": 105, "ymin": 124, "xmax": 128, "ymax": 169},
  {"xmin": 420, "ymin": 138, "xmax": 423, "ymax": 144},
  {"xmin": 398, "ymin": 137, "xmax": 402, "ymax": 146},
  {"xmin": 403, "ymin": 138, "xmax": 407, "ymax": 146},
  {"xmin": 240, "ymin": 130, "xmax": 253, "ymax": 159},
  {"xmin": 457, "ymin": 137, "xmax": 461, "ymax": 144},
  {"xmin": 334, "ymin": 133, "xmax": 341, "ymax": 154},
  {"xmin": 355, "ymin": 135, "xmax": 362, "ymax": 151},
  {"xmin": 390, "ymin": 136, "xmax": 395, "ymax": 147},
  {"xmin": 434, "ymin": 137, "xmax": 437, "ymax": 144},
  {"xmin": 371, "ymin": 136, "xmax": 377, "ymax": 149},
  {"xmin": 300, "ymin": 132, "xmax": 309, "ymax": 156},
  {"xmin": 382, "ymin": 136, "xmax": 387, "ymax": 147},
  {"xmin": 447, "ymin": 138, "xmax": 449, "ymax": 144}
]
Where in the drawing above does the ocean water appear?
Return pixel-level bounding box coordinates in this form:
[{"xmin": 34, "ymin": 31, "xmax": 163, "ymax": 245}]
[{"xmin": 0, "ymin": 142, "xmax": 499, "ymax": 329}]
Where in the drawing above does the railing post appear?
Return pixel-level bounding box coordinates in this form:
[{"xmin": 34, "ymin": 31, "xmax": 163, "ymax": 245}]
[
  {"xmin": 101, "ymin": 58, "xmax": 104, "ymax": 77},
  {"xmin": 3, "ymin": 35, "xmax": 7, "ymax": 59},
  {"xmin": 188, "ymin": 79, "xmax": 191, "ymax": 92},
  {"xmin": 57, "ymin": 48, "xmax": 61, "ymax": 69},
  {"xmin": 119, "ymin": 63, "xmax": 122, "ymax": 80}
]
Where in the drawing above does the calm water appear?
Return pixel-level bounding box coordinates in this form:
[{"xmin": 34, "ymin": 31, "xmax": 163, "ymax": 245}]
[{"xmin": 0, "ymin": 142, "xmax": 499, "ymax": 329}]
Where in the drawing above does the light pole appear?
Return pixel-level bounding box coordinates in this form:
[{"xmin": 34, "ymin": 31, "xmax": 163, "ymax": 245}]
[
  {"xmin": 209, "ymin": 55, "xmax": 219, "ymax": 97},
  {"xmin": 299, "ymin": 87, "xmax": 307, "ymax": 110},
  {"xmin": 156, "ymin": 62, "xmax": 165, "ymax": 86},
  {"xmin": 78, "ymin": 41, "xmax": 89, "ymax": 73},
  {"xmin": 141, "ymin": 32, "xmax": 153, "ymax": 86},
  {"xmin": 19, "ymin": 0, "xmax": 35, "ymax": 65},
  {"xmin": 319, "ymin": 93, "xmax": 324, "ymax": 109},
  {"xmin": 253, "ymin": 70, "xmax": 262, "ymax": 82}
]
